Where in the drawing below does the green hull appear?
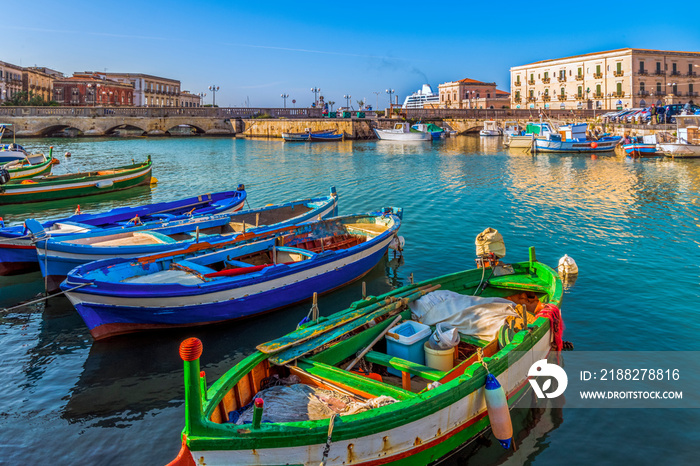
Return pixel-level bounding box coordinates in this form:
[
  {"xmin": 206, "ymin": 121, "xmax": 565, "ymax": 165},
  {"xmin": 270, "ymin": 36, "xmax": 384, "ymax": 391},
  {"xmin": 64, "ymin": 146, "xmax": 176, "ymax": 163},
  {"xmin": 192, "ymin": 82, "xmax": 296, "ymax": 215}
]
[
  {"xmin": 6, "ymin": 155, "xmax": 53, "ymax": 180},
  {"xmin": 0, "ymin": 157, "xmax": 152, "ymax": 204},
  {"xmin": 171, "ymin": 250, "xmax": 563, "ymax": 465}
]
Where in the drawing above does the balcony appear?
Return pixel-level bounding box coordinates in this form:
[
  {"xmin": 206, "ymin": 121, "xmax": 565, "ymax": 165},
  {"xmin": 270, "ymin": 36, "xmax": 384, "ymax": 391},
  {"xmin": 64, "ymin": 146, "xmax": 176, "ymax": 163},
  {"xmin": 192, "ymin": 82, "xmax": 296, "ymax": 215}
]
[
  {"xmin": 671, "ymin": 71, "xmax": 681, "ymax": 76},
  {"xmin": 638, "ymin": 91, "xmax": 650, "ymax": 96},
  {"xmin": 542, "ymin": 95, "xmax": 551, "ymax": 101},
  {"xmin": 637, "ymin": 70, "xmax": 648, "ymax": 76},
  {"xmin": 542, "ymin": 77, "xmax": 551, "ymax": 83},
  {"xmin": 653, "ymin": 71, "xmax": 665, "ymax": 76},
  {"xmin": 528, "ymin": 80, "xmax": 535, "ymax": 85},
  {"xmin": 686, "ymin": 72, "xmax": 697, "ymax": 77},
  {"xmin": 575, "ymin": 74, "xmax": 584, "ymax": 81},
  {"xmin": 593, "ymin": 93, "xmax": 603, "ymax": 98},
  {"xmin": 512, "ymin": 96, "xmax": 522, "ymax": 102},
  {"xmin": 557, "ymin": 94, "xmax": 567, "ymax": 101},
  {"xmin": 614, "ymin": 92, "xmax": 625, "ymax": 98},
  {"xmin": 686, "ymin": 91, "xmax": 699, "ymax": 97},
  {"xmin": 513, "ymin": 81, "xmax": 521, "ymax": 86},
  {"xmin": 654, "ymin": 91, "xmax": 667, "ymax": 96},
  {"xmin": 558, "ymin": 76, "xmax": 567, "ymax": 82},
  {"xmin": 527, "ymin": 96, "xmax": 537, "ymax": 102},
  {"xmin": 614, "ymin": 70, "xmax": 624, "ymax": 77},
  {"xmin": 576, "ymin": 94, "xmax": 586, "ymax": 101},
  {"xmin": 593, "ymin": 73, "xmax": 603, "ymax": 79}
]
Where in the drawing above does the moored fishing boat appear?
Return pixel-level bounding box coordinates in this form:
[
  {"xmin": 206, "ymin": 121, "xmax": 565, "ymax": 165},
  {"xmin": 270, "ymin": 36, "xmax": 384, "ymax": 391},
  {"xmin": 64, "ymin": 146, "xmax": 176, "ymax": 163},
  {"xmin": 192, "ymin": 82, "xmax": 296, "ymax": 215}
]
[
  {"xmin": 0, "ymin": 187, "xmax": 247, "ymax": 276},
  {"xmin": 504, "ymin": 122, "xmax": 556, "ymax": 149},
  {"xmin": 657, "ymin": 115, "xmax": 700, "ymax": 158},
  {"xmin": 309, "ymin": 132, "xmax": 343, "ymax": 142},
  {"xmin": 0, "ymin": 124, "xmax": 29, "ymax": 163},
  {"xmin": 1, "ymin": 148, "xmax": 55, "ymax": 180},
  {"xmin": 479, "ymin": 120, "xmax": 502, "ymax": 136},
  {"xmin": 622, "ymin": 135, "xmax": 660, "ymax": 158},
  {"xmin": 61, "ymin": 209, "xmax": 401, "ymax": 339},
  {"xmin": 282, "ymin": 129, "xmax": 336, "ymax": 142},
  {"xmin": 411, "ymin": 123, "xmax": 446, "ymax": 140},
  {"xmin": 0, "ymin": 156, "xmax": 152, "ymax": 204},
  {"xmin": 374, "ymin": 122, "xmax": 432, "ymax": 141},
  {"xmin": 167, "ymin": 239, "xmax": 563, "ymax": 465},
  {"xmin": 534, "ymin": 123, "xmax": 620, "ymax": 153},
  {"xmin": 35, "ymin": 188, "xmax": 338, "ymax": 291}
]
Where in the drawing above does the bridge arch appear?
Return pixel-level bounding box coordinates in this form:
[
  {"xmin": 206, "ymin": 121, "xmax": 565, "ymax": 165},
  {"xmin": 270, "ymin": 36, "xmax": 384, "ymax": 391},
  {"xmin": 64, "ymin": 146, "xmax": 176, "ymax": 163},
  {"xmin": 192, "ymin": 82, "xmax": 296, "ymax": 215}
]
[
  {"xmin": 104, "ymin": 124, "xmax": 148, "ymax": 137},
  {"xmin": 165, "ymin": 124, "xmax": 207, "ymax": 135},
  {"xmin": 38, "ymin": 124, "xmax": 85, "ymax": 137}
]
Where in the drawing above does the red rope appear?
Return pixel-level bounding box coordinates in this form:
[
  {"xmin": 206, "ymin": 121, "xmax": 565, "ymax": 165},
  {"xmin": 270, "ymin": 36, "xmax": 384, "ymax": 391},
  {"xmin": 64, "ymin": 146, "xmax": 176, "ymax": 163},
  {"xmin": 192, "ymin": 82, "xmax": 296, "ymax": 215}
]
[{"xmin": 536, "ymin": 304, "xmax": 565, "ymax": 351}]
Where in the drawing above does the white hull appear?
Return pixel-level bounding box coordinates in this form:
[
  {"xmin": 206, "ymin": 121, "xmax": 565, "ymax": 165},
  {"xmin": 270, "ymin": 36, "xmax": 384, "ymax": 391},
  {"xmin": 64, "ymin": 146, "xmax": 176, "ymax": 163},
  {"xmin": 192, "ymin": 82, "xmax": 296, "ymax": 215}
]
[
  {"xmin": 658, "ymin": 143, "xmax": 700, "ymax": 158},
  {"xmin": 505, "ymin": 135, "xmax": 536, "ymax": 148},
  {"xmin": 373, "ymin": 129, "xmax": 431, "ymax": 141},
  {"xmin": 479, "ymin": 130, "xmax": 501, "ymax": 136}
]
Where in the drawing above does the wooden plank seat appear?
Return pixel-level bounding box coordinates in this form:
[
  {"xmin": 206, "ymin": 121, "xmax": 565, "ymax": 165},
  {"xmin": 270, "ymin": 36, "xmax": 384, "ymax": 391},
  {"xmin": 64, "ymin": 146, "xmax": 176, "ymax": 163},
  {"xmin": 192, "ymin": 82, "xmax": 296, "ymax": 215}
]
[{"xmin": 363, "ymin": 351, "xmax": 446, "ymax": 382}]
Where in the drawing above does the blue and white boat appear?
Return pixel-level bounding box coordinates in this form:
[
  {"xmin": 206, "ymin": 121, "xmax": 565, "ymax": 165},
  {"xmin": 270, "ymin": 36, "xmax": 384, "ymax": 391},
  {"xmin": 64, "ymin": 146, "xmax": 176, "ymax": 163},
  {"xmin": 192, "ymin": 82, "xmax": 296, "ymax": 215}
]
[
  {"xmin": 0, "ymin": 187, "xmax": 247, "ymax": 276},
  {"xmin": 504, "ymin": 122, "xmax": 557, "ymax": 148},
  {"xmin": 61, "ymin": 209, "xmax": 401, "ymax": 340},
  {"xmin": 0, "ymin": 124, "xmax": 29, "ymax": 163},
  {"xmin": 411, "ymin": 123, "xmax": 445, "ymax": 140},
  {"xmin": 533, "ymin": 123, "xmax": 621, "ymax": 153},
  {"xmin": 622, "ymin": 135, "xmax": 660, "ymax": 157},
  {"xmin": 33, "ymin": 188, "xmax": 338, "ymax": 291}
]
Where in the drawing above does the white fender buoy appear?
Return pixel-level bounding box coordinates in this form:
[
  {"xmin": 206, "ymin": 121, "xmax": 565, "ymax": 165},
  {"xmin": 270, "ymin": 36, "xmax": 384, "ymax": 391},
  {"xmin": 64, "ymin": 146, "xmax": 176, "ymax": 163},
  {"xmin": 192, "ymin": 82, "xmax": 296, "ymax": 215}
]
[
  {"xmin": 484, "ymin": 373, "xmax": 513, "ymax": 449},
  {"xmin": 389, "ymin": 236, "xmax": 405, "ymax": 251},
  {"xmin": 64, "ymin": 151, "xmax": 71, "ymax": 157},
  {"xmin": 558, "ymin": 254, "xmax": 578, "ymax": 275}
]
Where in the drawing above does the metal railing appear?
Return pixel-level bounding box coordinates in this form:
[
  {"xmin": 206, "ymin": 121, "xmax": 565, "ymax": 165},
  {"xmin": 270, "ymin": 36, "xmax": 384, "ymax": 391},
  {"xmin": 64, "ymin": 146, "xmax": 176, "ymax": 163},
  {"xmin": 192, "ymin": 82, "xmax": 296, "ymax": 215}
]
[
  {"xmin": 0, "ymin": 106, "xmax": 325, "ymax": 118},
  {"xmin": 403, "ymin": 108, "xmax": 599, "ymax": 119}
]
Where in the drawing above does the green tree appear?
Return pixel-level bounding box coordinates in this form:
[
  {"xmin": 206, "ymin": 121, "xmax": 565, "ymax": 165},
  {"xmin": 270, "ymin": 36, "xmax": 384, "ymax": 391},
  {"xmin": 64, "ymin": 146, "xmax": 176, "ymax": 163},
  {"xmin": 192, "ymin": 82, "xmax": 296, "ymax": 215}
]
[{"xmin": 2, "ymin": 91, "xmax": 59, "ymax": 106}]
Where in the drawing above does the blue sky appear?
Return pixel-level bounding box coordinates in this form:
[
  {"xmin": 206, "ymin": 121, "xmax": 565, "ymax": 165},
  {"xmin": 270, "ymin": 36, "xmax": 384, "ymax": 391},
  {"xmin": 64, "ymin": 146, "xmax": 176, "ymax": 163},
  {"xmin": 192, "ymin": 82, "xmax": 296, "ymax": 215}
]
[{"xmin": 5, "ymin": 1, "xmax": 700, "ymax": 108}]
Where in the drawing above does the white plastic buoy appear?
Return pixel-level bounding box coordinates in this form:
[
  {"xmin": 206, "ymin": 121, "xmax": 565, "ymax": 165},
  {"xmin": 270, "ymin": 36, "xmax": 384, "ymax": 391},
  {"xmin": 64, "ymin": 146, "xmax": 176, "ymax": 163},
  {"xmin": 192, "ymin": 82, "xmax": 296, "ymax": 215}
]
[
  {"xmin": 558, "ymin": 254, "xmax": 578, "ymax": 275},
  {"xmin": 389, "ymin": 236, "xmax": 405, "ymax": 252},
  {"xmin": 64, "ymin": 151, "xmax": 71, "ymax": 157},
  {"xmin": 484, "ymin": 373, "xmax": 513, "ymax": 449}
]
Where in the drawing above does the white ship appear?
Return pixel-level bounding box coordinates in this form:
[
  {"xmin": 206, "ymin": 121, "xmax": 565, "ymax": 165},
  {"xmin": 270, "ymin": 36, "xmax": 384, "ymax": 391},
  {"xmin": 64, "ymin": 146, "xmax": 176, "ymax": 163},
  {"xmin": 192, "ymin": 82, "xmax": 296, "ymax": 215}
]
[{"xmin": 401, "ymin": 84, "xmax": 440, "ymax": 109}]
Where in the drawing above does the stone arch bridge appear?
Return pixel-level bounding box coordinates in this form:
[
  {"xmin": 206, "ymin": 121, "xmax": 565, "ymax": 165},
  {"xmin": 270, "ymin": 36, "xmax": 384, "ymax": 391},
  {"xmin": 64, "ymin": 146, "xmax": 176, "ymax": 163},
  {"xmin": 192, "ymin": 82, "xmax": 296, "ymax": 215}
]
[{"xmin": 0, "ymin": 107, "xmax": 323, "ymax": 137}]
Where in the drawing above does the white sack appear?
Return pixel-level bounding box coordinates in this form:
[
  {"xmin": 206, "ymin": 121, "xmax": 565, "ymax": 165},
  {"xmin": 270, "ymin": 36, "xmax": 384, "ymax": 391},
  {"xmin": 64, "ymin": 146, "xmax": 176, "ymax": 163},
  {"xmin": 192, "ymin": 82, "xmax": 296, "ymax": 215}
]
[{"xmin": 409, "ymin": 290, "xmax": 518, "ymax": 341}]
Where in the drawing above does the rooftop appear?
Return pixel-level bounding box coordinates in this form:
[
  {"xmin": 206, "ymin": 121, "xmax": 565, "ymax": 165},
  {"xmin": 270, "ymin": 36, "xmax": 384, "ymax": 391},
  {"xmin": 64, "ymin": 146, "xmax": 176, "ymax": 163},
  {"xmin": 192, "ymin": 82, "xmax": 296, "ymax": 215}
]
[{"xmin": 512, "ymin": 48, "xmax": 700, "ymax": 68}]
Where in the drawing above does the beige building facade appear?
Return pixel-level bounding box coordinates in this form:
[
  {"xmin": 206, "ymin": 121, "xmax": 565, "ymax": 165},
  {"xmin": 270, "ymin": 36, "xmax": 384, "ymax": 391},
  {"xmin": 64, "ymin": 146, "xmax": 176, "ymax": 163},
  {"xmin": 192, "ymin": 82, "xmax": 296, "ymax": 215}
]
[
  {"xmin": 22, "ymin": 67, "xmax": 55, "ymax": 101},
  {"xmin": 438, "ymin": 78, "xmax": 510, "ymax": 109},
  {"xmin": 0, "ymin": 61, "xmax": 23, "ymax": 102},
  {"xmin": 511, "ymin": 48, "xmax": 700, "ymax": 110},
  {"xmin": 180, "ymin": 91, "xmax": 202, "ymax": 107}
]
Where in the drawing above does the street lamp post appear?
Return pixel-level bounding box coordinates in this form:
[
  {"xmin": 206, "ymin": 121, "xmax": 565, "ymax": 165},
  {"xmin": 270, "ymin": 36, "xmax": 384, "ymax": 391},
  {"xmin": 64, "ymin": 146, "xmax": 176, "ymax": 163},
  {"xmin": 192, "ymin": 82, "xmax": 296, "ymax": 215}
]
[
  {"xmin": 310, "ymin": 87, "xmax": 320, "ymax": 107},
  {"xmin": 385, "ymin": 89, "xmax": 395, "ymax": 107},
  {"xmin": 343, "ymin": 94, "xmax": 351, "ymax": 111},
  {"xmin": 197, "ymin": 92, "xmax": 206, "ymax": 108},
  {"xmin": 372, "ymin": 91, "xmax": 380, "ymax": 110},
  {"xmin": 280, "ymin": 93, "xmax": 289, "ymax": 108},
  {"xmin": 208, "ymin": 85, "xmax": 220, "ymax": 107}
]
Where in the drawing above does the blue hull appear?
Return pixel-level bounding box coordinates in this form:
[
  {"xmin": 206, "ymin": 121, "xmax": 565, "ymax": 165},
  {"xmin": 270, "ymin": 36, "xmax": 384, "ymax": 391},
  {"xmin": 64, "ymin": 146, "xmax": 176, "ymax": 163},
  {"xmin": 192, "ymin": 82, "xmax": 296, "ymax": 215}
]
[
  {"xmin": 0, "ymin": 189, "xmax": 246, "ymax": 276},
  {"xmin": 71, "ymin": 245, "xmax": 388, "ymax": 338}
]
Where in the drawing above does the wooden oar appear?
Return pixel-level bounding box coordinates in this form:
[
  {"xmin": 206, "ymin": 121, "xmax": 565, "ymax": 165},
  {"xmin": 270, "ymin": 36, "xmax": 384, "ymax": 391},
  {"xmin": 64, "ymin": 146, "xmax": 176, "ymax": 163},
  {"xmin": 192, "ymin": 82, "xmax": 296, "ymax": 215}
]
[
  {"xmin": 268, "ymin": 285, "xmax": 441, "ymax": 365},
  {"xmin": 257, "ymin": 283, "xmax": 440, "ymax": 354}
]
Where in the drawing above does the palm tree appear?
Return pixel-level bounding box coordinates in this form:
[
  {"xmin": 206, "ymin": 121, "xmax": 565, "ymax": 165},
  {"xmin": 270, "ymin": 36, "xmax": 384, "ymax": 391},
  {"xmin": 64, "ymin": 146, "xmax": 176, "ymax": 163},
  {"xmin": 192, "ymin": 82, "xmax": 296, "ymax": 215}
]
[{"xmin": 356, "ymin": 99, "xmax": 365, "ymax": 110}]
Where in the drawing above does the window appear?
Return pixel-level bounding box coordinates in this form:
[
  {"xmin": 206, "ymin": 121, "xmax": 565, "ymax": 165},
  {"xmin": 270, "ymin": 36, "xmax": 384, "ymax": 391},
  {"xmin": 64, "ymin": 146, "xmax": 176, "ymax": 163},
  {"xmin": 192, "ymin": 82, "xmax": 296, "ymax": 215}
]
[
  {"xmin": 578, "ymin": 86, "xmax": 582, "ymax": 97},
  {"xmin": 672, "ymin": 63, "xmax": 677, "ymax": 73},
  {"xmin": 616, "ymin": 83, "xmax": 622, "ymax": 94},
  {"xmin": 639, "ymin": 61, "xmax": 645, "ymax": 72},
  {"xmin": 656, "ymin": 62, "xmax": 662, "ymax": 73},
  {"xmin": 616, "ymin": 62, "xmax": 622, "ymax": 73},
  {"xmin": 578, "ymin": 67, "xmax": 582, "ymax": 76},
  {"xmin": 690, "ymin": 84, "xmax": 694, "ymax": 95},
  {"xmin": 596, "ymin": 84, "xmax": 601, "ymax": 95},
  {"xmin": 515, "ymin": 91, "xmax": 520, "ymax": 99},
  {"xmin": 544, "ymin": 72, "xmax": 549, "ymax": 79},
  {"xmin": 560, "ymin": 87, "xmax": 565, "ymax": 96},
  {"xmin": 596, "ymin": 64, "xmax": 601, "ymax": 75},
  {"xmin": 640, "ymin": 82, "xmax": 645, "ymax": 92},
  {"xmin": 690, "ymin": 64, "xmax": 694, "ymax": 75},
  {"xmin": 656, "ymin": 82, "xmax": 662, "ymax": 93}
]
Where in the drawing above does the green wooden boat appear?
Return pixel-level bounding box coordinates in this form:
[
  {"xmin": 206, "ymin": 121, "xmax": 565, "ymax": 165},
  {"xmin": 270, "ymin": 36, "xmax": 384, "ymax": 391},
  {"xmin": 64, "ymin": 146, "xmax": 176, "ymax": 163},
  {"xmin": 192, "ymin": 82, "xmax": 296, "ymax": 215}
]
[
  {"xmin": 0, "ymin": 156, "xmax": 152, "ymax": 204},
  {"xmin": 169, "ymin": 247, "xmax": 564, "ymax": 466},
  {"xmin": 2, "ymin": 147, "xmax": 55, "ymax": 180}
]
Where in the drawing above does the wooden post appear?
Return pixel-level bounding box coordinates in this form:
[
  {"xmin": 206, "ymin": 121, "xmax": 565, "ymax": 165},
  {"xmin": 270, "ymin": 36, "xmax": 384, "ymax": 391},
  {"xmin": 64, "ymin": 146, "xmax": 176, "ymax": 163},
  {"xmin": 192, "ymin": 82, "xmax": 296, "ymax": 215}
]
[
  {"xmin": 402, "ymin": 371, "xmax": 411, "ymax": 391},
  {"xmin": 362, "ymin": 281, "xmax": 366, "ymax": 298},
  {"xmin": 255, "ymin": 213, "xmax": 260, "ymax": 227}
]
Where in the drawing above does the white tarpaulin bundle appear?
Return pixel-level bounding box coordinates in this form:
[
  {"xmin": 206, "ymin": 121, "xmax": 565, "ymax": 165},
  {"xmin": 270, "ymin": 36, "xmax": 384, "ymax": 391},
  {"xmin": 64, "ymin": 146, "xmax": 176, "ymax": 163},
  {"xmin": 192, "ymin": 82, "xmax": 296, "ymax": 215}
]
[
  {"xmin": 475, "ymin": 227, "xmax": 506, "ymax": 258},
  {"xmin": 409, "ymin": 290, "xmax": 518, "ymax": 341}
]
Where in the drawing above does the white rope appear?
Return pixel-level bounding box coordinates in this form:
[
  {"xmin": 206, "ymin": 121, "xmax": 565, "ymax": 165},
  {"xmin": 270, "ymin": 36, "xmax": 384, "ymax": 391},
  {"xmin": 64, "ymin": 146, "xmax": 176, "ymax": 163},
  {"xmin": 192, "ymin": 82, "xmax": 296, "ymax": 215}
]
[
  {"xmin": 319, "ymin": 413, "xmax": 338, "ymax": 466},
  {"xmin": 1, "ymin": 282, "xmax": 92, "ymax": 313},
  {"xmin": 0, "ymin": 233, "xmax": 33, "ymax": 243}
]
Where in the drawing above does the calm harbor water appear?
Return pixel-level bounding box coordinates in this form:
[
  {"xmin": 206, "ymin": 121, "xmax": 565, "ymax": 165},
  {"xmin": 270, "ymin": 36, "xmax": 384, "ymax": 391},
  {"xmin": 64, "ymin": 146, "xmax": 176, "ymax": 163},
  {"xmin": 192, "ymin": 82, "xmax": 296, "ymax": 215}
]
[{"xmin": 1, "ymin": 135, "xmax": 699, "ymax": 465}]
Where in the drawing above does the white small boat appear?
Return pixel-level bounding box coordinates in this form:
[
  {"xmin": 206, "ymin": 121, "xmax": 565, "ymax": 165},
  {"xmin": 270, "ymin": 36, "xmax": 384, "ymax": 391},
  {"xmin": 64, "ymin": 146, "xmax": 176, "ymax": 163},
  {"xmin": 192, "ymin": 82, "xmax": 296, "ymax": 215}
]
[
  {"xmin": 374, "ymin": 122, "xmax": 432, "ymax": 141},
  {"xmin": 503, "ymin": 121, "xmax": 520, "ymax": 137},
  {"xmin": 504, "ymin": 122, "xmax": 557, "ymax": 148},
  {"xmin": 479, "ymin": 120, "xmax": 502, "ymax": 136},
  {"xmin": 657, "ymin": 115, "xmax": 700, "ymax": 158},
  {"xmin": 0, "ymin": 124, "xmax": 29, "ymax": 163},
  {"xmin": 411, "ymin": 123, "xmax": 446, "ymax": 140}
]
